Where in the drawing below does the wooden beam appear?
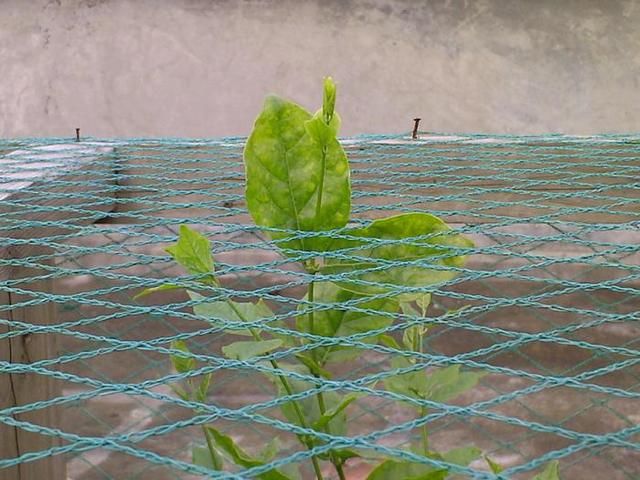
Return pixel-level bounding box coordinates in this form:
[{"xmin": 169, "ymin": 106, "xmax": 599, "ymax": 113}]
[{"xmin": 0, "ymin": 143, "xmax": 115, "ymax": 480}]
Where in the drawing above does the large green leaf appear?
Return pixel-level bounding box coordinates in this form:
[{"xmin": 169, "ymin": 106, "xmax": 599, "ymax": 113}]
[
  {"xmin": 366, "ymin": 460, "xmax": 448, "ymax": 480},
  {"xmin": 322, "ymin": 213, "xmax": 473, "ymax": 295},
  {"xmin": 296, "ymin": 282, "xmax": 399, "ymax": 364},
  {"xmin": 243, "ymin": 86, "xmax": 350, "ymax": 253}
]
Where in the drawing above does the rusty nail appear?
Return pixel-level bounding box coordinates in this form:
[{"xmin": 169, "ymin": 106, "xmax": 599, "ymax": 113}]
[{"xmin": 412, "ymin": 118, "xmax": 421, "ymax": 139}]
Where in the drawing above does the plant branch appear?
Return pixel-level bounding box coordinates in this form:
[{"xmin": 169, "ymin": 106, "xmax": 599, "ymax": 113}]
[
  {"xmin": 306, "ymin": 265, "xmax": 346, "ymax": 480},
  {"xmin": 420, "ymin": 405, "xmax": 429, "ymax": 454},
  {"xmin": 417, "ymin": 326, "xmax": 429, "ymax": 455},
  {"xmin": 203, "ymin": 425, "xmax": 220, "ymax": 469},
  {"xmin": 315, "ymin": 145, "xmax": 328, "ymax": 221},
  {"xmin": 225, "ymin": 298, "xmax": 325, "ymax": 480}
]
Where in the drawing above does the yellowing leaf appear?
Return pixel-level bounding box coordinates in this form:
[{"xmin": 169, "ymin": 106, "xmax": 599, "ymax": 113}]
[
  {"xmin": 322, "ymin": 213, "xmax": 473, "ymax": 295},
  {"xmin": 243, "ymin": 93, "xmax": 350, "ymax": 253}
]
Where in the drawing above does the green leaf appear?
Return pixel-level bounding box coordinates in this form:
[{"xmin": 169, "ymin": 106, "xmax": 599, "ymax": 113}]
[
  {"xmin": 134, "ymin": 283, "xmax": 181, "ymax": 300},
  {"xmin": 296, "ymin": 282, "xmax": 399, "ymax": 364},
  {"xmin": 400, "ymin": 301, "xmax": 420, "ymax": 318},
  {"xmin": 170, "ymin": 383, "xmax": 190, "ymax": 401},
  {"xmin": 316, "ymin": 446, "xmax": 361, "ymax": 462},
  {"xmin": 385, "ymin": 362, "xmax": 485, "ymax": 408},
  {"xmin": 170, "ymin": 340, "xmax": 195, "ymax": 374},
  {"xmin": 532, "ymin": 461, "xmax": 561, "ymax": 480},
  {"xmin": 423, "ymin": 365, "xmax": 486, "ymax": 404},
  {"xmin": 416, "ymin": 293, "xmax": 431, "ymax": 315},
  {"xmin": 305, "ymin": 111, "xmax": 341, "ymax": 147},
  {"xmin": 322, "ymin": 213, "xmax": 473, "ymax": 295},
  {"xmin": 311, "ymin": 393, "xmax": 359, "ymax": 430},
  {"xmin": 484, "ymin": 456, "xmax": 504, "ymax": 474},
  {"xmin": 222, "ymin": 339, "xmax": 283, "ymax": 361},
  {"xmin": 189, "ymin": 292, "xmax": 274, "ymax": 337},
  {"xmin": 402, "ymin": 325, "xmax": 427, "ymax": 353},
  {"xmin": 258, "ymin": 437, "xmax": 281, "ymax": 462},
  {"xmin": 192, "ymin": 444, "xmax": 223, "ymax": 471},
  {"xmin": 166, "ymin": 225, "xmax": 215, "ymax": 277},
  {"xmin": 366, "ymin": 460, "xmax": 448, "ymax": 480},
  {"xmin": 195, "ymin": 373, "xmax": 212, "ymax": 403},
  {"xmin": 442, "ymin": 446, "xmax": 482, "ymax": 466},
  {"xmin": 399, "ymin": 293, "xmax": 432, "ymax": 319},
  {"xmin": 328, "ymin": 448, "xmax": 360, "ymax": 462},
  {"xmin": 322, "ymin": 76, "xmax": 337, "ymax": 123},
  {"xmin": 294, "ymin": 353, "xmax": 333, "ymax": 379},
  {"xmin": 204, "ymin": 427, "xmax": 293, "ymax": 480},
  {"xmin": 385, "ymin": 356, "xmax": 428, "ymax": 402},
  {"xmin": 279, "ymin": 464, "xmax": 302, "ymax": 480},
  {"xmin": 271, "ymin": 363, "xmax": 349, "ymax": 435},
  {"xmin": 243, "ymin": 93, "xmax": 350, "ymax": 253},
  {"xmin": 378, "ymin": 334, "xmax": 402, "ymax": 350}
]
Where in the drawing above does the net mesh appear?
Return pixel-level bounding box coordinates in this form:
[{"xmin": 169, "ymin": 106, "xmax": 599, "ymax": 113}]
[{"xmin": 1, "ymin": 134, "xmax": 638, "ymax": 479}]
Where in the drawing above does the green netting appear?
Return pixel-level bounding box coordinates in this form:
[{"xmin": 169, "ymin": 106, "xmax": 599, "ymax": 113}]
[{"xmin": 1, "ymin": 133, "xmax": 638, "ymax": 480}]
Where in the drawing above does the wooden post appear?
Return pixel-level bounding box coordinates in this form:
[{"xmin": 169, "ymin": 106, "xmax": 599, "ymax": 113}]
[
  {"xmin": 0, "ymin": 245, "xmax": 63, "ymax": 480},
  {"xmin": 0, "ymin": 144, "xmax": 115, "ymax": 480}
]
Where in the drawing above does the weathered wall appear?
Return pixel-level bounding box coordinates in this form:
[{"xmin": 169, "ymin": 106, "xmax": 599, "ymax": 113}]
[{"xmin": 1, "ymin": 0, "xmax": 639, "ymax": 138}]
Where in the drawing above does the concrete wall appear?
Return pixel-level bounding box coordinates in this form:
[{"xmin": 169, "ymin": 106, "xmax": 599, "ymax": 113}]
[{"xmin": 1, "ymin": 0, "xmax": 639, "ymax": 138}]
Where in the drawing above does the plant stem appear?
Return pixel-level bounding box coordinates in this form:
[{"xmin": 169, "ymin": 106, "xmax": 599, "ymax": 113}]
[
  {"xmin": 225, "ymin": 299, "xmax": 325, "ymax": 480},
  {"xmin": 315, "ymin": 145, "xmax": 328, "ymax": 218},
  {"xmin": 306, "ymin": 268, "xmax": 346, "ymax": 480},
  {"xmin": 188, "ymin": 375, "xmax": 221, "ymax": 470},
  {"xmin": 202, "ymin": 425, "xmax": 220, "ymax": 469},
  {"xmin": 308, "ymin": 279, "xmax": 317, "ymax": 360},
  {"xmin": 416, "ymin": 328, "xmax": 429, "ymax": 455},
  {"xmin": 271, "ymin": 356, "xmax": 324, "ymax": 480},
  {"xmin": 420, "ymin": 406, "xmax": 429, "ymax": 454}
]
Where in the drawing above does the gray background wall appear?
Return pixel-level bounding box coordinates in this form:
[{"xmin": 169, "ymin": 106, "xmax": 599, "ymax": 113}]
[{"xmin": 1, "ymin": 0, "xmax": 639, "ymax": 138}]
